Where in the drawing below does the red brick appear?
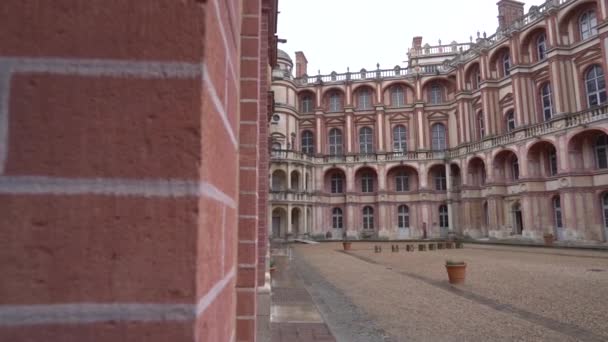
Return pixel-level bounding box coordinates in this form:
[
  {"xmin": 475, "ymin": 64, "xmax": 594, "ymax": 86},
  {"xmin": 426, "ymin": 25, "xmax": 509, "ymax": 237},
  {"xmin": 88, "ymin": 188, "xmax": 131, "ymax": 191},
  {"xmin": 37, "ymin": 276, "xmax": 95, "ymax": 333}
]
[
  {"xmin": 241, "ymin": 58, "xmax": 260, "ymax": 78},
  {"xmin": 7, "ymin": 75, "xmax": 201, "ymax": 179},
  {"xmin": 243, "ymin": 0, "xmax": 261, "ymax": 15},
  {"xmin": 239, "ymin": 123, "xmax": 259, "ymax": 146},
  {"xmin": 236, "ymin": 267, "xmax": 256, "ymax": 288},
  {"xmin": 241, "ymin": 37, "xmax": 260, "ymax": 58},
  {"xmin": 238, "ymin": 217, "xmax": 258, "ymax": 241},
  {"xmin": 237, "ymin": 242, "xmax": 257, "ymax": 265},
  {"xmin": 239, "ymin": 193, "xmax": 258, "ymax": 216},
  {"xmin": 242, "ymin": 16, "xmax": 260, "ymax": 36},
  {"xmin": 0, "ymin": 195, "xmax": 197, "ymax": 305},
  {"xmin": 236, "ymin": 318, "xmax": 256, "ymax": 342},
  {"xmin": 241, "ymin": 78, "xmax": 260, "ymax": 100},
  {"xmin": 0, "ymin": 321, "xmax": 193, "ymax": 342},
  {"xmin": 0, "ymin": 0, "xmax": 206, "ymax": 61},
  {"xmin": 239, "ymin": 168, "xmax": 258, "ymax": 192},
  {"xmin": 197, "ymin": 198, "xmax": 226, "ymax": 297},
  {"xmin": 236, "ymin": 290, "xmax": 256, "ymax": 316},
  {"xmin": 196, "ymin": 280, "xmax": 235, "ymax": 342},
  {"xmin": 240, "ymin": 101, "xmax": 260, "ymax": 121},
  {"xmin": 239, "ymin": 146, "xmax": 259, "ymax": 169}
]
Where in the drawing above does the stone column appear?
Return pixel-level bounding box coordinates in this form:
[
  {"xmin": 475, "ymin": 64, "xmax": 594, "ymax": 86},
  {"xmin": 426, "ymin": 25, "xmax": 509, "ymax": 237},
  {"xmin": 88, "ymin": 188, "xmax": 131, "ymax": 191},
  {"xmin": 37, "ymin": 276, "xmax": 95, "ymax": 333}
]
[{"xmin": 445, "ymin": 163, "xmax": 455, "ymax": 233}]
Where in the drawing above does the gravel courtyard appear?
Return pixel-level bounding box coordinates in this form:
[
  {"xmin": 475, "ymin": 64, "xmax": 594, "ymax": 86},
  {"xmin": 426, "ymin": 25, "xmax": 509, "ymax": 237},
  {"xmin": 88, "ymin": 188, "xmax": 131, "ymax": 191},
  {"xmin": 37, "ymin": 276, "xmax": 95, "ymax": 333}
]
[{"xmin": 292, "ymin": 242, "xmax": 608, "ymax": 342}]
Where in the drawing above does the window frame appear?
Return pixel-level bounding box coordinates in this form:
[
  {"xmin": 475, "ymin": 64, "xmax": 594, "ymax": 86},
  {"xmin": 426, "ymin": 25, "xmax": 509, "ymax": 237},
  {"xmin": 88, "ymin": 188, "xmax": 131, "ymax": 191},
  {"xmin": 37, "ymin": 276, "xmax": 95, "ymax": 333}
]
[
  {"xmin": 357, "ymin": 88, "xmax": 372, "ymax": 110},
  {"xmin": 301, "ymin": 94, "xmax": 313, "ymax": 113},
  {"xmin": 332, "ymin": 207, "xmax": 344, "ymax": 229},
  {"xmin": 431, "ymin": 123, "xmax": 447, "ymax": 151},
  {"xmin": 301, "ymin": 130, "xmax": 314, "ymax": 155},
  {"xmin": 429, "ymin": 84, "xmax": 443, "ymax": 104},
  {"xmin": 393, "ymin": 125, "xmax": 407, "ymax": 152},
  {"xmin": 397, "ymin": 205, "xmax": 410, "ymax": 229},
  {"xmin": 330, "ymin": 173, "xmax": 344, "ymax": 194},
  {"xmin": 585, "ymin": 65, "xmax": 607, "ymax": 108},
  {"xmin": 580, "ymin": 10, "xmax": 598, "ymax": 41},
  {"xmin": 506, "ymin": 111, "xmax": 516, "ymax": 132},
  {"xmin": 439, "ymin": 205, "xmax": 449, "ymax": 229},
  {"xmin": 395, "ymin": 171, "xmax": 410, "ymax": 192},
  {"xmin": 329, "ymin": 92, "xmax": 342, "ymax": 112},
  {"xmin": 361, "ymin": 172, "xmax": 374, "ymax": 193},
  {"xmin": 503, "ymin": 52, "xmax": 511, "ymax": 76},
  {"xmin": 391, "ymin": 86, "xmax": 405, "ymax": 108},
  {"xmin": 537, "ymin": 33, "xmax": 547, "ymax": 61},
  {"xmin": 595, "ymin": 135, "xmax": 608, "ymax": 169},
  {"xmin": 435, "ymin": 169, "xmax": 447, "ymax": 191},
  {"xmin": 541, "ymin": 83, "xmax": 553, "ymax": 121},
  {"xmin": 359, "ymin": 127, "xmax": 374, "ymax": 154},
  {"xmin": 553, "ymin": 196, "xmax": 563, "ymax": 229},
  {"xmin": 363, "ymin": 206, "xmax": 374, "ymax": 229},
  {"xmin": 328, "ymin": 128, "xmax": 343, "ymax": 156}
]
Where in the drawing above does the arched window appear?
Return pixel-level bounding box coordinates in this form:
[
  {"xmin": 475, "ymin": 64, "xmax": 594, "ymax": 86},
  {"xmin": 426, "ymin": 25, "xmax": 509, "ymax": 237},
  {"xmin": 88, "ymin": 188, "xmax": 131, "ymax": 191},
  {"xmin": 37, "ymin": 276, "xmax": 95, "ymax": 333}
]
[
  {"xmin": 272, "ymin": 142, "xmax": 281, "ymax": 150},
  {"xmin": 585, "ymin": 65, "xmax": 607, "ymax": 107},
  {"xmin": 359, "ymin": 127, "xmax": 374, "ymax": 154},
  {"xmin": 398, "ymin": 205, "xmax": 410, "ymax": 229},
  {"xmin": 511, "ymin": 158, "xmax": 520, "ymax": 180},
  {"xmin": 301, "ymin": 131, "xmax": 314, "ymax": 155},
  {"xmin": 595, "ymin": 135, "xmax": 608, "ymax": 169},
  {"xmin": 329, "ymin": 92, "xmax": 342, "ymax": 112},
  {"xmin": 331, "ymin": 173, "xmax": 344, "ymax": 194},
  {"xmin": 391, "ymin": 87, "xmax": 405, "ymax": 107},
  {"xmin": 478, "ymin": 112, "xmax": 485, "ymax": 139},
  {"xmin": 393, "ymin": 125, "xmax": 407, "ymax": 152},
  {"xmin": 506, "ymin": 110, "xmax": 516, "ymax": 132},
  {"xmin": 396, "ymin": 171, "xmax": 409, "ymax": 192},
  {"xmin": 435, "ymin": 169, "xmax": 447, "ymax": 190},
  {"xmin": 439, "ymin": 205, "xmax": 449, "ymax": 229},
  {"xmin": 301, "ymin": 95, "xmax": 313, "ymax": 113},
  {"xmin": 430, "ymin": 84, "xmax": 442, "ymax": 104},
  {"xmin": 553, "ymin": 196, "xmax": 563, "ymax": 229},
  {"xmin": 537, "ymin": 33, "xmax": 547, "ymax": 61},
  {"xmin": 503, "ymin": 53, "xmax": 511, "ymax": 76},
  {"xmin": 549, "ymin": 148, "xmax": 558, "ymax": 176},
  {"xmin": 361, "ymin": 172, "xmax": 374, "ymax": 193},
  {"xmin": 363, "ymin": 206, "xmax": 374, "ymax": 229},
  {"xmin": 541, "ymin": 83, "xmax": 553, "ymax": 121},
  {"xmin": 358, "ymin": 88, "xmax": 372, "ymax": 110},
  {"xmin": 329, "ymin": 128, "xmax": 343, "ymax": 155},
  {"xmin": 431, "ymin": 123, "xmax": 446, "ymax": 151},
  {"xmin": 580, "ymin": 10, "xmax": 597, "ymax": 40},
  {"xmin": 332, "ymin": 208, "xmax": 343, "ymax": 229}
]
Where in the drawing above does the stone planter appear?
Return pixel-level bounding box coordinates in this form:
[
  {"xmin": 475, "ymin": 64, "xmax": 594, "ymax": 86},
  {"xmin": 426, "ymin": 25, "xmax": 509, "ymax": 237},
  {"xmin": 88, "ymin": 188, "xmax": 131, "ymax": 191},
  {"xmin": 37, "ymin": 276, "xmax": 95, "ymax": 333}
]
[
  {"xmin": 446, "ymin": 262, "xmax": 466, "ymax": 284},
  {"xmin": 429, "ymin": 243, "xmax": 436, "ymax": 251},
  {"xmin": 418, "ymin": 244, "xmax": 426, "ymax": 251},
  {"xmin": 342, "ymin": 242, "xmax": 352, "ymax": 251},
  {"xmin": 445, "ymin": 242, "xmax": 453, "ymax": 249}
]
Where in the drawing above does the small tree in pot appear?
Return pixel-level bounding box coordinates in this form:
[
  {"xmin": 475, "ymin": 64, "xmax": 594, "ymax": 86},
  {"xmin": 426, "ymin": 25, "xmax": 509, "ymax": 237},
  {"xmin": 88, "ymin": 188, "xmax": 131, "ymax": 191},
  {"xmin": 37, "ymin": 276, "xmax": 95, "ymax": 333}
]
[
  {"xmin": 543, "ymin": 231, "xmax": 555, "ymax": 246},
  {"xmin": 445, "ymin": 260, "xmax": 466, "ymax": 284}
]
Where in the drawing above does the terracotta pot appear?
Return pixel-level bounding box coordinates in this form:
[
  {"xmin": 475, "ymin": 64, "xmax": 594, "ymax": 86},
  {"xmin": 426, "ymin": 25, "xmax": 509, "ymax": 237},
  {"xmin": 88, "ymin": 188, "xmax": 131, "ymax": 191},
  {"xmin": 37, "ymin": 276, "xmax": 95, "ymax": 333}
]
[
  {"xmin": 446, "ymin": 263, "xmax": 467, "ymax": 284},
  {"xmin": 342, "ymin": 242, "xmax": 352, "ymax": 251},
  {"xmin": 543, "ymin": 234, "xmax": 554, "ymax": 246},
  {"xmin": 269, "ymin": 267, "xmax": 276, "ymax": 275}
]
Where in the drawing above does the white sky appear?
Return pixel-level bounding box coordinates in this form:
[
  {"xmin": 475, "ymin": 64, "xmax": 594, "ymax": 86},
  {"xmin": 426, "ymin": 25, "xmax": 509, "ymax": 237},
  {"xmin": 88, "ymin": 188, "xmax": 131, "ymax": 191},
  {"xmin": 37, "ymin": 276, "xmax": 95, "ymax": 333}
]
[{"xmin": 278, "ymin": 0, "xmax": 546, "ymax": 74}]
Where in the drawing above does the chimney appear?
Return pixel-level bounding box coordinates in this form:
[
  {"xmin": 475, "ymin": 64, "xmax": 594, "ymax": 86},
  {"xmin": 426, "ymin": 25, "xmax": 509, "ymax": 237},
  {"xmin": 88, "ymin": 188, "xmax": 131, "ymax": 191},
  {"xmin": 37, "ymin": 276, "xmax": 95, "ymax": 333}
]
[
  {"xmin": 412, "ymin": 36, "xmax": 423, "ymax": 50},
  {"xmin": 497, "ymin": 0, "xmax": 525, "ymax": 29},
  {"xmin": 295, "ymin": 51, "xmax": 308, "ymax": 77}
]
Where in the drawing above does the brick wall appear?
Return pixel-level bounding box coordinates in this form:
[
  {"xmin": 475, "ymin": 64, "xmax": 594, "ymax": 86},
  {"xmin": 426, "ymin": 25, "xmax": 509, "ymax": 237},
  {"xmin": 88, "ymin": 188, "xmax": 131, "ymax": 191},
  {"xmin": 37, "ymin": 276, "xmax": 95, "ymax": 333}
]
[{"xmin": 0, "ymin": 1, "xmax": 277, "ymax": 341}]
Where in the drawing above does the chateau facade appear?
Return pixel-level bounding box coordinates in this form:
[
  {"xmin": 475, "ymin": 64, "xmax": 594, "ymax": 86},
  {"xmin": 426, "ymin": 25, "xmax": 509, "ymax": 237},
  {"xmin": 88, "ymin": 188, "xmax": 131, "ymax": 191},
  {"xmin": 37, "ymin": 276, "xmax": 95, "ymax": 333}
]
[{"xmin": 270, "ymin": 0, "xmax": 608, "ymax": 243}]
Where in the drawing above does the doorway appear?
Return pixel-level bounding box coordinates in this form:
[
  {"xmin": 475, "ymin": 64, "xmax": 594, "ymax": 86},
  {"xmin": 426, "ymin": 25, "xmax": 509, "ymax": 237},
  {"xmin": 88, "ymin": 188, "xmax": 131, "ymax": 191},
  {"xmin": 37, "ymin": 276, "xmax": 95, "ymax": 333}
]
[{"xmin": 513, "ymin": 203, "xmax": 523, "ymax": 235}]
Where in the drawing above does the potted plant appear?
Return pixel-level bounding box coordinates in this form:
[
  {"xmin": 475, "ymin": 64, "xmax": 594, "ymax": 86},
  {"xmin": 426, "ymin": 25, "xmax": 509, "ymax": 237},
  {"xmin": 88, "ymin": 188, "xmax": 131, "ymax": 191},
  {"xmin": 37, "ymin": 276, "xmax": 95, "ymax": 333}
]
[
  {"xmin": 342, "ymin": 231, "xmax": 352, "ymax": 251},
  {"xmin": 445, "ymin": 260, "xmax": 466, "ymax": 284},
  {"xmin": 543, "ymin": 232, "xmax": 554, "ymax": 246},
  {"xmin": 269, "ymin": 258, "xmax": 276, "ymax": 274}
]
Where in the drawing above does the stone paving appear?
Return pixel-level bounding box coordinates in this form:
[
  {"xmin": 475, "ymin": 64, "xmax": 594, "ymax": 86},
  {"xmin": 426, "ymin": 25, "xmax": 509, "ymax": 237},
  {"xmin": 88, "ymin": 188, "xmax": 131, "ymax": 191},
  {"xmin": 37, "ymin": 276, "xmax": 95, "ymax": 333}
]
[
  {"xmin": 270, "ymin": 246, "xmax": 337, "ymax": 342},
  {"xmin": 292, "ymin": 242, "xmax": 608, "ymax": 342}
]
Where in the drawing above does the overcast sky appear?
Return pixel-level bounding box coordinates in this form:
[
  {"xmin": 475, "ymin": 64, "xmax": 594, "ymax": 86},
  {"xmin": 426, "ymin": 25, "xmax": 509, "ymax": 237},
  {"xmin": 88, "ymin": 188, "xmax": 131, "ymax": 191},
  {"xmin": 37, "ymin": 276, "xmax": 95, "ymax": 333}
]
[{"xmin": 277, "ymin": 0, "xmax": 546, "ymax": 74}]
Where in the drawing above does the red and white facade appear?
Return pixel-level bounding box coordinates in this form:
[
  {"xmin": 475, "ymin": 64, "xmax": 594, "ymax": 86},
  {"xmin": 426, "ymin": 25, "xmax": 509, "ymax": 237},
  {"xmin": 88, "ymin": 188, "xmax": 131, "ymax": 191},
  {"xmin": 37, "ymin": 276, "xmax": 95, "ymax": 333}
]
[{"xmin": 270, "ymin": 0, "xmax": 608, "ymax": 243}]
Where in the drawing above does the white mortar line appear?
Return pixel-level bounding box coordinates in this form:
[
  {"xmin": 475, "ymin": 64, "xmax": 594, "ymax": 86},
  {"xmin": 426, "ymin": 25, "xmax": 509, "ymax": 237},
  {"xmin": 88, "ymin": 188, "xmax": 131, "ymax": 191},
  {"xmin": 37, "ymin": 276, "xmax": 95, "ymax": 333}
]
[
  {"xmin": 0, "ymin": 303, "xmax": 194, "ymax": 326},
  {"xmin": 0, "ymin": 176, "xmax": 236, "ymax": 207},
  {"xmin": 0, "ymin": 57, "xmax": 202, "ymax": 79},
  {"xmin": 0, "ymin": 268, "xmax": 237, "ymax": 326},
  {"xmin": 0, "ymin": 68, "xmax": 11, "ymax": 175},
  {"xmin": 202, "ymin": 64, "xmax": 238, "ymax": 149},
  {"xmin": 195, "ymin": 267, "xmax": 236, "ymax": 316}
]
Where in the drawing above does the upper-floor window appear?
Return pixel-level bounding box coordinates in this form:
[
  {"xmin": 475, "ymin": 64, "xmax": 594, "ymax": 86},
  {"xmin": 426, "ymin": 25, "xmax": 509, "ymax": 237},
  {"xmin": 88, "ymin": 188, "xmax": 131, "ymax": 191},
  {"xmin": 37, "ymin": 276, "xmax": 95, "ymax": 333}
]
[
  {"xmin": 331, "ymin": 173, "xmax": 344, "ymax": 194},
  {"xmin": 396, "ymin": 171, "xmax": 409, "ymax": 192},
  {"xmin": 329, "ymin": 128, "xmax": 343, "ymax": 155},
  {"xmin": 363, "ymin": 206, "xmax": 374, "ymax": 229},
  {"xmin": 361, "ymin": 172, "xmax": 374, "ymax": 193},
  {"xmin": 431, "ymin": 123, "xmax": 447, "ymax": 151},
  {"xmin": 272, "ymin": 142, "xmax": 281, "ymax": 150},
  {"xmin": 391, "ymin": 87, "xmax": 405, "ymax": 107},
  {"xmin": 429, "ymin": 84, "xmax": 443, "ymax": 104},
  {"xmin": 329, "ymin": 92, "xmax": 342, "ymax": 112},
  {"xmin": 537, "ymin": 33, "xmax": 547, "ymax": 61},
  {"xmin": 332, "ymin": 208, "xmax": 343, "ymax": 229},
  {"xmin": 358, "ymin": 88, "xmax": 372, "ymax": 110},
  {"xmin": 506, "ymin": 110, "xmax": 516, "ymax": 132},
  {"xmin": 393, "ymin": 125, "xmax": 407, "ymax": 152},
  {"xmin": 359, "ymin": 127, "xmax": 374, "ymax": 154},
  {"xmin": 301, "ymin": 130, "xmax": 314, "ymax": 155},
  {"xmin": 301, "ymin": 95, "xmax": 313, "ymax": 113},
  {"xmin": 471, "ymin": 66, "xmax": 481, "ymax": 90},
  {"xmin": 541, "ymin": 83, "xmax": 553, "ymax": 121},
  {"xmin": 580, "ymin": 10, "xmax": 598, "ymax": 40},
  {"xmin": 503, "ymin": 53, "xmax": 511, "ymax": 76},
  {"xmin": 596, "ymin": 135, "xmax": 608, "ymax": 169},
  {"xmin": 549, "ymin": 148, "xmax": 558, "ymax": 176},
  {"xmin": 397, "ymin": 205, "xmax": 410, "ymax": 229},
  {"xmin": 435, "ymin": 169, "xmax": 447, "ymax": 191},
  {"xmin": 511, "ymin": 158, "xmax": 520, "ymax": 180},
  {"xmin": 478, "ymin": 112, "xmax": 485, "ymax": 139},
  {"xmin": 585, "ymin": 65, "xmax": 607, "ymax": 107}
]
